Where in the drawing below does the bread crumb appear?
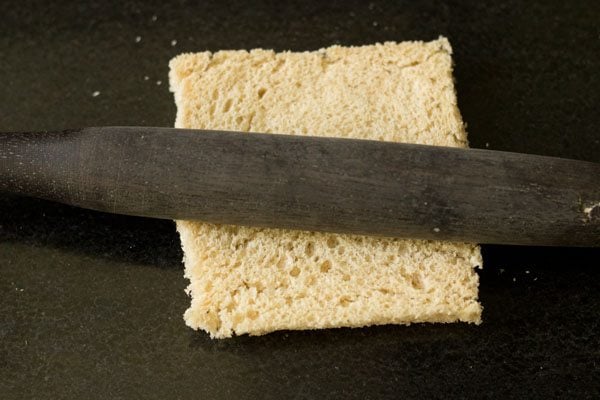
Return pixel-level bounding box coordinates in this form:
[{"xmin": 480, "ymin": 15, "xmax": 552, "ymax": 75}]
[
  {"xmin": 156, "ymin": 80, "xmax": 162, "ymax": 85},
  {"xmin": 583, "ymin": 202, "xmax": 600, "ymax": 222},
  {"xmin": 92, "ymin": 91, "xmax": 100, "ymax": 97},
  {"xmin": 144, "ymin": 76, "xmax": 149, "ymax": 81},
  {"xmin": 171, "ymin": 39, "xmax": 177, "ymax": 46},
  {"xmin": 135, "ymin": 36, "xmax": 142, "ymax": 43},
  {"xmin": 151, "ymin": 15, "xmax": 157, "ymax": 22}
]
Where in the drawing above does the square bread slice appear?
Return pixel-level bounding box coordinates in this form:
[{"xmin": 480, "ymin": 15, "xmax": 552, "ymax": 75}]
[{"xmin": 169, "ymin": 37, "xmax": 482, "ymax": 339}]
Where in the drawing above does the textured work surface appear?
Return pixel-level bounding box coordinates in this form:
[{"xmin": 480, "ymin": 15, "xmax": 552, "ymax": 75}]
[{"xmin": 1, "ymin": 0, "xmax": 599, "ymax": 398}]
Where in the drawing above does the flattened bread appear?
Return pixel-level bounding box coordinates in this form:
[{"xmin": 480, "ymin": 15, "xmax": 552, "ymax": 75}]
[{"xmin": 169, "ymin": 37, "xmax": 482, "ymax": 338}]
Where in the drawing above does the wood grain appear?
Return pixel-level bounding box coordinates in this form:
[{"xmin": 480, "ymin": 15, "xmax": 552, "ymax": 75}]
[{"xmin": 1, "ymin": 126, "xmax": 598, "ymax": 246}]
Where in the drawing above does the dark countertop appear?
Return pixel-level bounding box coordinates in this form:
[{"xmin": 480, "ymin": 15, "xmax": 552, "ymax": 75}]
[{"xmin": 1, "ymin": 1, "xmax": 599, "ymax": 398}]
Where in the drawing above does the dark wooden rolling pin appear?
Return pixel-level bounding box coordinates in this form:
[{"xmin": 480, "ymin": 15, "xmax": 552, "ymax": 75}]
[{"xmin": 1, "ymin": 127, "xmax": 599, "ymax": 246}]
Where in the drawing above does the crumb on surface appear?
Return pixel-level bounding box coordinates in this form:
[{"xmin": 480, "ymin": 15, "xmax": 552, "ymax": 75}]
[
  {"xmin": 135, "ymin": 36, "xmax": 142, "ymax": 43},
  {"xmin": 583, "ymin": 202, "xmax": 600, "ymax": 222},
  {"xmin": 92, "ymin": 91, "xmax": 100, "ymax": 97}
]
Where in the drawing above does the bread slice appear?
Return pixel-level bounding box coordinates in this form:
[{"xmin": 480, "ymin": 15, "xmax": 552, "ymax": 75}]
[{"xmin": 169, "ymin": 37, "xmax": 482, "ymax": 339}]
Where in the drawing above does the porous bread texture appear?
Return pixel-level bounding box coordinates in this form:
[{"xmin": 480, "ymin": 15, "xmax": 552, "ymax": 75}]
[{"xmin": 169, "ymin": 37, "xmax": 482, "ymax": 339}]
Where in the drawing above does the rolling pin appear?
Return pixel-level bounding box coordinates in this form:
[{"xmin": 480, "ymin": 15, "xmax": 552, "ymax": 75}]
[{"xmin": 1, "ymin": 126, "xmax": 598, "ymax": 247}]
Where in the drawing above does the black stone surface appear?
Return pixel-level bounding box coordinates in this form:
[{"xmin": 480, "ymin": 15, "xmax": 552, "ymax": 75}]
[{"xmin": 1, "ymin": 0, "xmax": 599, "ymax": 398}]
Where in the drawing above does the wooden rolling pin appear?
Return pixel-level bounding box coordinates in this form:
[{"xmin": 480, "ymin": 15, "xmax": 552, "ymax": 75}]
[{"xmin": 1, "ymin": 127, "xmax": 598, "ymax": 246}]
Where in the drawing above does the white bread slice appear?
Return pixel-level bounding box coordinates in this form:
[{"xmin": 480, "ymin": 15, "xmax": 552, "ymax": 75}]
[{"xmin": 169, "ymin": 37, "xmax": 482, "ymax": 339}]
